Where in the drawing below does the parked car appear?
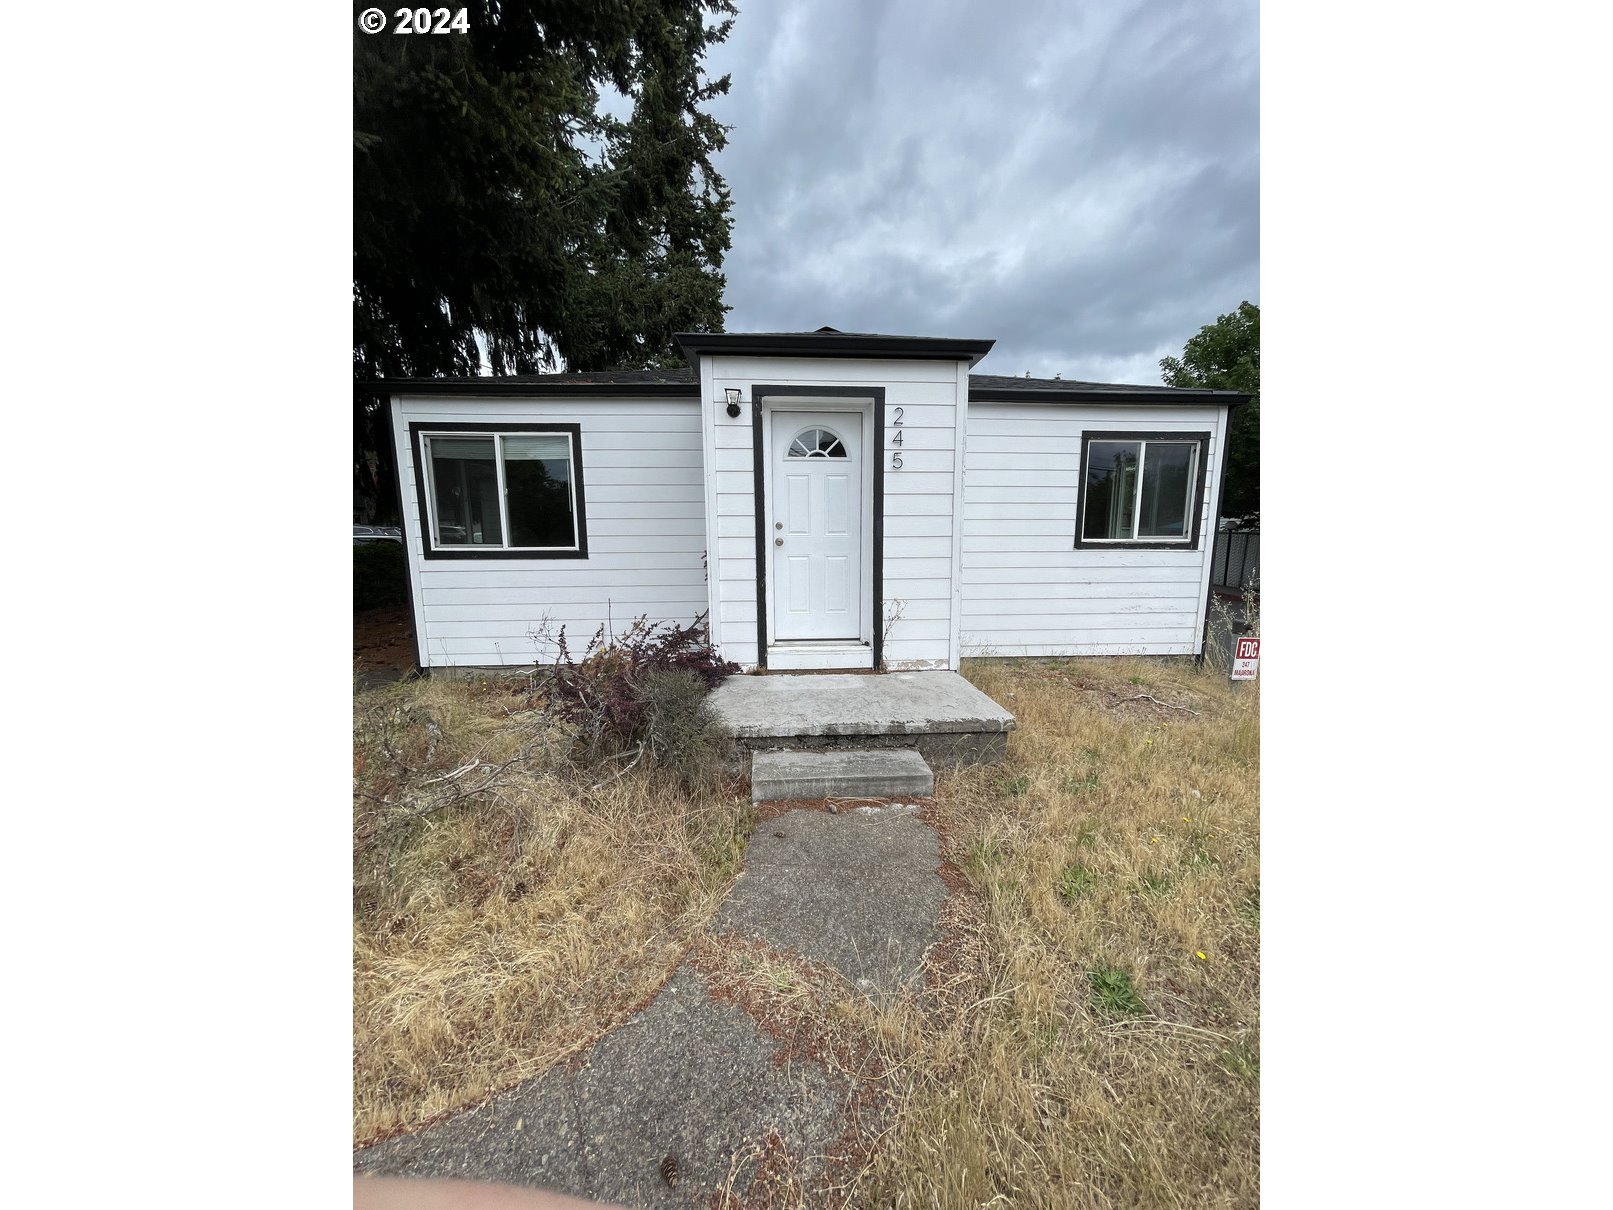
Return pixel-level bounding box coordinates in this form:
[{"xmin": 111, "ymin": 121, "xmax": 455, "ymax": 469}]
[{"xmin": 353, "ymin": 524, "xmax": 402, "ymax": 543}]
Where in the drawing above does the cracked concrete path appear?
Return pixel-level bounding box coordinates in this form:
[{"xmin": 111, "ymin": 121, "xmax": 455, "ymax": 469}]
[
  {"xmin": 712, "ymin": 803, "xmax": 945, "ymax": 998},
  {"xmin": 354, "ymin": 802, "xmax": 946, "ymax": 1208}
]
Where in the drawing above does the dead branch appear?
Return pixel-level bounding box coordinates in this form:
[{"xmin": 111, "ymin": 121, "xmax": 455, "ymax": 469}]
[
  {"xmin": 1111, "ymin": 693, "xmax": 1199, "ymax": 716},
  {"xmin": 419, "ymin": 759, "xmax": 482, "ymax": 786},
  {"xmin": 1101, "ymin": 1017, "xmax": 1233, "ymax": 1042},
  {"xmin": 356, "ymin": 748, "xmax": 535, "ymax": 850},
  {"xmin": 589, "ymin": 742, "xmax": 646, "ymax": 790}
]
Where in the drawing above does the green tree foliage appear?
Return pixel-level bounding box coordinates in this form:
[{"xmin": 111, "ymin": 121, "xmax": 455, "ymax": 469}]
[
  {"xmin": 353, "ymin": 1, "xmax": 735, "ymax": 520},
  {"xmin": 1160, "ymin": 301, "xmax": 1259, "ymax": 525}
]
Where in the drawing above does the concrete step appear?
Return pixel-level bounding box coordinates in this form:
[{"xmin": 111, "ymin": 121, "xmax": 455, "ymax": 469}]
[{"xmin": 750, "ymin": 747, "xmax": 934, "ymax": 804}]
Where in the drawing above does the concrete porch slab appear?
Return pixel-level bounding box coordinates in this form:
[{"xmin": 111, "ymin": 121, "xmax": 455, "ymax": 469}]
[
  {"xmin": 709, "ymin": 672, "xmax": 1015, "ymax": 769},
  {"xmin": 710, "ymin": 671, "xmax": 1015, "ymax": 738}
]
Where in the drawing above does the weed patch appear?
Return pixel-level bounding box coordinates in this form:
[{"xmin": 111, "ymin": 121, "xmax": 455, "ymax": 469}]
[
  {"xmin": 1184, "ymin": 830, "xmax": 1220, "ymax": 869},
  {"xmin": 1138, "ymin": 869, "xmax": 1174, "ymax": 896},
  {"xmin": 1219, "ymin": 1039, "xmax": 1260, "ymax": 1082},
  {"xmin": 1087, "ymin": 962, "xmax": 1148, "ymax": 1019},
  {"xmin": 963, "ymin": 836, "xmax": 1006, "ymax": 878},
  {"xmin": 1056, "ymin": 863, "xmax": 1096, "ymax": 902},
  {"xmin": 1242, "ymin": 887, "xmax": 1261, "ymax": 931},
  {"xmin": 1063, "ymin": 768, "xmax": 1101, "ymax": 794}
]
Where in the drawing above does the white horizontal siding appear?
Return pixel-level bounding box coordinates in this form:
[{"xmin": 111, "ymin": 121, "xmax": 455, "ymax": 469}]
[
  {"xmin": 959, "ymin": 401, "xmax": 1229, "ymax": 658},
  {"xmin": 421, "ymin": 579, "xmax": 705, "ymax": 603},
  {"xmin": 883, "ymin": 493, "xmax": 954, "ymax": 517},
  {"xmin": 878, "ymin": 383, "xmax": 958, "ymax": 668},
  {"xmin": 585, "ymin": 500, "xmax": 705, "ymax": 519},
  {"xmin": 393, "ymin": 395, "xmax": 708, "ymax": 667},
  {"xmin": 712, "ymin": 355, "xmax": 958, "ymax": 385},
  {"xmin": 882, "ymin": 576, "xmax": 953, "ymax": 601},
  {"xmin": 885, "ymin": 514, "xmax": 954, "ymax": 537},
  {"xmin": 884, "ymin": 556, "xmax": 952, "ymax": 580},
  {"xmin": 404, "ymin": 398, "xmax": 696, "ymax": 421},
  {"xmin": 963, "ymin": 640, "xmax": 1202, "ymax": 658},
  {"xmin": 964, "ymin": 596, "xmax": 1201, "ymax": 617},
  {"xmin": 964, "ymin": 564, "xmax": 1203, "ymax": 584}
]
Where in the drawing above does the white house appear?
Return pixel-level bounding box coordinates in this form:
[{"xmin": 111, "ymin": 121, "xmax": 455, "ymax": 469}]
[{"xmin": 381, "ymin": 329, "xmax": 1249, "ymax": 674}]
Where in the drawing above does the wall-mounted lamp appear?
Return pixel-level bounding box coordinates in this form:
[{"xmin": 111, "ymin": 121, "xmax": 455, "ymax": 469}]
[{"xmin": 724, "ymin": 388, "xmax": 743, "ymax": 418}]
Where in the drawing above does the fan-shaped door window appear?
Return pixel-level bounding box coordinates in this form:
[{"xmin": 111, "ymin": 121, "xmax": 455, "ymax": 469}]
[{"xmin": 787, "ymin": 427, "xmax": 847, "ymax": 458}]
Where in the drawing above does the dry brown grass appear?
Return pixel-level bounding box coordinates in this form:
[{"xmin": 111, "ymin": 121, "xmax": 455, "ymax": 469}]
[
  {"xmin": 849, "ymin": 656, "xmax": 1260, "ymax": 1209},
  {"xmin": 354, "ymin": 654, "xmax": 1258, "ymax": 1207},
  {"xmin": 352, "ymin": 675, "xmax": 752, "ymax": 1145}
]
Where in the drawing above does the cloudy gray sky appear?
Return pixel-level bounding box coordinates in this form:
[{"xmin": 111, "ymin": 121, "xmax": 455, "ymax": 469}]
[{"xmin": 700, "ymin": 0, "xmax": 1258, "ymax": 385}]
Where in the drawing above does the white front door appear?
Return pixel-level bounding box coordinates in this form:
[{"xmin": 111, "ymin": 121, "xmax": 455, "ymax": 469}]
[{"xmin": 770, "ymin": 412, "xmax": 864, "ymax": 641}]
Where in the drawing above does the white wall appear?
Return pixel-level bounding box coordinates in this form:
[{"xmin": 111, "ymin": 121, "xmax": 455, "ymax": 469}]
[
  {"xmin": 960, "ymin": 402, "xmax": 1230, "ymax": 657},
  {"xmin": 699, "ymin": 356, "xmax": 968, "ymax": 670},
  {"xmin": 392, "ymin": 395, "xmax": 707, "ymax": 668},
  {"xmin": 390, "ymin": 387, "xmax": 1227, "ymax": 670}
]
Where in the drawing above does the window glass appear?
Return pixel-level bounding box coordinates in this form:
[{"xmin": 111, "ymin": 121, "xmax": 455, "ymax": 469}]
[
  {"xmin": 1083, "ymin": 440, "xmax": 1139, "ymax": 540},
  {"xmin": 423, "ymin": 431, "xmax": 584, "ymax": 553},
  {"xmin": 503, "ymin": 435, "xmax": 575, "ymax": 548},
  {"xmin": 1081, "ymin": 436, "xmax": 1202, "ymax": 543},
  {"xmin": 1137, "ymin": 443, "xmax": 1195, "ymax": 537},
  {"xmin": 428, "ymin": 437, "xmax": 502, "ymax": 546},
  {"xmin": 788, "ymin": 428, "xmax": 846, "ymax": 457}
]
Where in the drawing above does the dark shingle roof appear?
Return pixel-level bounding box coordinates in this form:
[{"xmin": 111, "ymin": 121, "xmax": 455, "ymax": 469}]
[
  {"xmin": 971, "ymin": 373, "xmax": 1176, "ymax": 394},
  {"xmin": 967, "ymin": 374, "xmax": 1247, "ymax": 404},
  {"xmin": 359, "ymin": 368, "xmax": 697, "ymax": 397},
  {"xmin": 362, "ymin": 336, "xmax": 1249, "ymax": 406},
  {"xmin": 481, "ymin": 368, "xmax": 696, "ymax": 386}
]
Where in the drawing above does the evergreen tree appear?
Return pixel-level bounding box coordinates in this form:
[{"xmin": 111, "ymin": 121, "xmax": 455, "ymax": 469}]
[{"xmin": 353, "ymin": 1, "xmax": 735, "ymax": 520}]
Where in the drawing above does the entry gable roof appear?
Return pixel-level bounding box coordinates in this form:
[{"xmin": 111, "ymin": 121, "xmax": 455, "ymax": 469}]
[{"xmin": 674, "ymin": 329, "xmax": 996, "ymax": 366}]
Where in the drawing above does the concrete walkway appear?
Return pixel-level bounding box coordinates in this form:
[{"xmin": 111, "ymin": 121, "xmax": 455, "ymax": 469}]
[{"xmin": 354, "ymin": 803, "xmax": 947, "ymax": 1208}]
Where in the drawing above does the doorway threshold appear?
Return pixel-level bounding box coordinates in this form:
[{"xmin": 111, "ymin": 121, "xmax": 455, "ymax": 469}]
[{"xmin": 765, "ymin": 641, "xmax": 874, "ymax": 672}]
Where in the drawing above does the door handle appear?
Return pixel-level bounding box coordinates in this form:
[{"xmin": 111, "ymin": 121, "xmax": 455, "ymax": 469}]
[
  {"xmin": 774, "ymin": 521, "xmax": 783, "ymax": 530},
  {"xmin": 775, "ymin": 537, "xmax": 784, "ymax": 546}
]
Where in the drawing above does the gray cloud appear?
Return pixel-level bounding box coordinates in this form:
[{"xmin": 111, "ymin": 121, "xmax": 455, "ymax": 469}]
[{"xmin": 703, "ymin": 0, "xmax": 1258, "ymax": 383}]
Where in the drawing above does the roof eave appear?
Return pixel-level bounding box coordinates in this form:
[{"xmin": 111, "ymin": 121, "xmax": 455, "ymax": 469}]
[
  {"xmin": 967, "ymin": 387, "xmax": 1251, "ymax": 407},
  {"xmin": 362, "ymin": 380, "xmax": 699, "ymax": 398},
  {"xmin": 359, "ymin": 379, "xmax": 1249, "ymax": 407}
]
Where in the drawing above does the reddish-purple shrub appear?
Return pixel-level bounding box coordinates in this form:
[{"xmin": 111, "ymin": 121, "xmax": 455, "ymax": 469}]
[{"xmin": 533, "ymin": 613, "xmax": 739, "ymax": 753}]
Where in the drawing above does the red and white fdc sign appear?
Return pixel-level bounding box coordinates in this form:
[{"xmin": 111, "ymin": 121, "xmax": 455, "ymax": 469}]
[{"xmin": 1231, "ymin": 636, "xmax": 1261, "ymax": 681}]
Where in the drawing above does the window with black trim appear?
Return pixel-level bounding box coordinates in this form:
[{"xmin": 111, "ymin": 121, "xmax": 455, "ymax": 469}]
[
  {"xmin": 411, "ymin": 423, "xmax": 588, "ymax": 559},
  {"xmin": 1076, "ymin": 431, "xmax": 1209, "ymax": 549}
]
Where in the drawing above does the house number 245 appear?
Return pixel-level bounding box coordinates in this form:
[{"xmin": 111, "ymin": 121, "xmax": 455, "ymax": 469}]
[{"xmin": 890, "ymin": 406, "xmax": 904, "ymax": 469}]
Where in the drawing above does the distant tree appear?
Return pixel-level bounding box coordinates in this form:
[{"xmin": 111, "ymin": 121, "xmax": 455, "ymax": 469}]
[
  {"xmin": 353, "ymin": 1, "xmax": 735, "ymax": 521},
  {"xmin": 1160, "ymin": 301, "xmax": 1259, "ymax": 526}
]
